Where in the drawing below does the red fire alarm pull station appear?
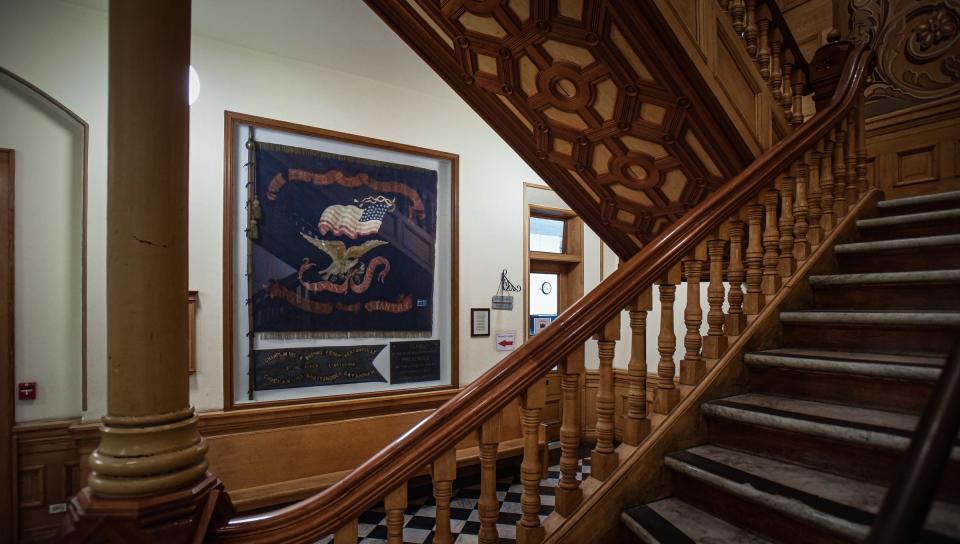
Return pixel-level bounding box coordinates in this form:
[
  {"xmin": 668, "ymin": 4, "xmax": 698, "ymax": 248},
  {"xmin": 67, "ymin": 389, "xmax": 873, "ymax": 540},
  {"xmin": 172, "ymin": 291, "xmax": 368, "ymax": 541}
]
[{"xmin": 18, "ymin": 382, "xmax": 36, "ymax": 401}]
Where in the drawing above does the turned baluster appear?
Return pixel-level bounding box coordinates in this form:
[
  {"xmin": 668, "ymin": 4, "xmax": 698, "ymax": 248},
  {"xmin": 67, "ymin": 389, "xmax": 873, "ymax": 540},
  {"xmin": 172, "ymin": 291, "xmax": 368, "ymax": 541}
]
[
  {"xmin": 792, "ymin": 68, "xmax": 805, "ymax": 127},
  {"xmin": 744, "ymin": 203, "xmax": 766, "ymax": 314},
  {"xmin": 654, "ymin": 267, "xmax": 681, "ymax": 414},
  {"xmin": 726, "ymin": 219, "xmax": 748, "ymax": 332},
  {"xmin": 731, "ymin": 0, "xmax": 746, "ymax": 35},
  {"xmin": 820, "ymin": 133, "xmax": 836, "ymax": 235},
  {"xmin": 807, "ymin": 146, "xmax": 823, "ymax": 247},
  {"xmin": 778, "ymin": 174, "xmax": 796, "ymax": 278},
  {"xmin": 833, "ymin": 121, "xmax": 848, "ymax": 220},
  {"xmin": 703, "ymin": 238, "xmax": 728, "ymax": 358},
  {"xmin": 794, "ymin": 159, "xmax": 810, "ymax": 262},
  {"xmin": 770, "ymin": 39, "xmax": 783, "ymax": 103},
  {"xmin": 857, "ymin": 95, "xmax": 870, "ymax": 190},
  {"xmin": 518, "ymin": 382, "xmax": 546, "ymax": 544},
  {"xmin": 782, "ymin": 59, "xmax": 794, "ymax": 124},
  {"xmin": 431, "ymin": 449, "xmax": 457, "ymax": 544},
  {"xmin": 680, "ymin": 257, "xmax": 705, "ymax": 385},
  {"xmin": 718, "ymin": 0, "xmax": 731, "ymax": 12},
  {"xmin": 745, "ymin": 0, "xmax": 758, "ymax": 58},
  {"xmin": 624, "ymin": 289, "xmax": 652, "ymax": 446},
  {"xmin": 592, "ymin": 316, "xmax": 620, "ymax": 481},
  {"xmin": 555, "ymin": 351, "xmax": 583, "ymax": 516},
  {"xmin": 334, "ymin": 519, "xmax": 359, "ymax": 544},
  {"xmin": 385, "ymin": 484, "xmax": 408, "ymax": 544},
  {"xmin": 762, "ymin": 189, "xmax": 781, "ymax": 294},
  {"xmin": 846, "ymin": 111, "xmax": 859, "ymax": 207},
  {"xmin": 758, "ymin": 18, "xmax": 771, "ymax": 79},
  {"xmin": 477, "ymin": 414, "xmax": 502, "ymax": 544}
]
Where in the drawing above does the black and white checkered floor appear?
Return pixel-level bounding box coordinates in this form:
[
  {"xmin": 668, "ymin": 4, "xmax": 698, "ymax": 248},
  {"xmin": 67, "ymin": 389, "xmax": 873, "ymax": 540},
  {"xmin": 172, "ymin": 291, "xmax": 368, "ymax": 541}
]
[{"xmin": 317, "ymin": 456, "xmax": 591, "ymax": 544}]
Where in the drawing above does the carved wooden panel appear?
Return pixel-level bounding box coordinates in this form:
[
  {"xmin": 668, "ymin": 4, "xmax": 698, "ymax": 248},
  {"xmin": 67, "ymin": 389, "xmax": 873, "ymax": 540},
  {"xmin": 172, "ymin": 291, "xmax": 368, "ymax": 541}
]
[{"xmin": 366, "ymin": 0, "xmax": 755, "ymax": 256}]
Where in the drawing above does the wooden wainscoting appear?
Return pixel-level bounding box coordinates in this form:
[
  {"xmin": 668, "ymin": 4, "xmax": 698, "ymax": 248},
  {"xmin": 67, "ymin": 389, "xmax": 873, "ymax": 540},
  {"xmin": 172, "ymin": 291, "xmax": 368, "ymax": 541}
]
[{"xmin": 866, "ymin": 95, "xmax": 960, "ymax": 199}]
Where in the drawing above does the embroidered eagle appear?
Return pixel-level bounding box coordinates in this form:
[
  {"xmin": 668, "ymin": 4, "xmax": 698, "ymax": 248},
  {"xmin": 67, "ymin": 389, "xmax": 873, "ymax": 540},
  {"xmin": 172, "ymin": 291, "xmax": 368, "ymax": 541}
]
[{"xmin": 300, "ymin": 234, "xmax": 388, "ymax": 281}]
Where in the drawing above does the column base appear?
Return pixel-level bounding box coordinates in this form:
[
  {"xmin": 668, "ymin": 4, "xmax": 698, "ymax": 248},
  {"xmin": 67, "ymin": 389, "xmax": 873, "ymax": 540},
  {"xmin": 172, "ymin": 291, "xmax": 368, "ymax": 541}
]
[
  {"xmin": 515, "ymin": 522, "xmax": 545, "ymax": 544},
  {"xmin": 743, "ymin": 293, "xmax": 765, "ymax": 315},
  {"xmin": 622, "ymin": 417, "xmax": 651, "ymax": 446},
  {"xmin": 725, "ymin": 312, "xmax": 748, "ymax": 335},
  {"xmin": 61, "ymin": 472, "xmax": 233, "ymax": 544},
  {"xmin": 778, "ymin": 259, "xmax": 796, "ymax": 279},
  {"xmin": 554, "ymin": 486, "xmax": 583, "ymax": 517},
  {"xmin": 702, "ymin": 335, "xmax": 728, "ymax": 359},
  {"xmin": 680, "ymin": 358, "xmax": 706, "ymax": 385},
  {"xmin": 654, "ymin": 388, "xmax": 680, "ymax": 415},
  {"xmin": 590, "ymin": 449, "xmax": 618, "ymax": 481},
  {"xmin": 794, "ymin": 242, "xmax": 810, "ymax": 262}
]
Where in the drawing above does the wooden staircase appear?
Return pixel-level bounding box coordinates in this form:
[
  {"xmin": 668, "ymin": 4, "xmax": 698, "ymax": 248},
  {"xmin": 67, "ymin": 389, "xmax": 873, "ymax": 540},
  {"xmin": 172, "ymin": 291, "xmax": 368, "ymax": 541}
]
[{"xmin": 622, "ymin": 189, "xmax": 960, "ymax": 543}]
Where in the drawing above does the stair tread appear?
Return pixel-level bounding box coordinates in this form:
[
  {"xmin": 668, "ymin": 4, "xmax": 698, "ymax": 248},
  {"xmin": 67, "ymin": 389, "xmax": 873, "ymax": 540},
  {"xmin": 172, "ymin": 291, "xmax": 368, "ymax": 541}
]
[
  {"xmin": 857, "ymin": 207, "xmax": 960, "ymax": 228},
  {"xmin": 703, "ymin": 394, "xmax": 960, "ymax": 456},
  {"xmin": 622, "ymin": 498, "xmax": 774, "ymax": 544},
  {"xmin": 780, "ymin": 309, "xmax": 960, "ymax": 326},
  {"xmin": 834, "ymin": 233, "xmax": 960, "ymax": 253},
  {"xmin": 877, "ymin": 190, "xmax": 960, "ymax": 210},
  {"xmin": 744, "ymin": 350, "xmax": 942, "ymax": 381},
  {"xmin": 808, "ymin": 269, "xmax": 960, "ymax": 286},
  {"xmin": 666, "ymin": 444, "xmax": 960, "ymax": 541}
]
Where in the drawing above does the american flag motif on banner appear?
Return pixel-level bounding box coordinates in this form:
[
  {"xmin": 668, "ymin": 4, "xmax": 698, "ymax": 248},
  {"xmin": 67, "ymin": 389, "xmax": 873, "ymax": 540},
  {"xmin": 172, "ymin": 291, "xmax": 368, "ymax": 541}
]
[{"xmin": 318, "ymin": 200, "xmax": 389, "ymax": 238}]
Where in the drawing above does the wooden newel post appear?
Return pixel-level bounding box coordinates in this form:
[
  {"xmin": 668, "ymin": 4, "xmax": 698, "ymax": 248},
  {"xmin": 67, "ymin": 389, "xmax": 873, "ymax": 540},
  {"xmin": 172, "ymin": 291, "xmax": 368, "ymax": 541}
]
[
  {"xmin": 592, "ymin": 314, "xmax": 620, "ymax": 481},
  {"xmin": 623, "ymin": 289, "xmax": 652, "ymax": 446},
  {"xmin": 810, "ymin": 29, "xmax": 854, "ymax": 112},
  {"xmin": 63, "ymin": 2, "xmax": 230, "ymax": 541}
]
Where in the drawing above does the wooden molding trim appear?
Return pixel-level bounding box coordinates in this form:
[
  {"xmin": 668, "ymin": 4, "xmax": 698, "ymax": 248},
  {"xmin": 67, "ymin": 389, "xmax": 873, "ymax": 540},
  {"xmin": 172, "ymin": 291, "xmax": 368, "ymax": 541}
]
[
  {"xmin": 1, "ymin": 148, "xmax": 14, "ymax": 544},
  {"xmin": 221, "ymin": 111, "xmax": 460, "ymax": 411}
]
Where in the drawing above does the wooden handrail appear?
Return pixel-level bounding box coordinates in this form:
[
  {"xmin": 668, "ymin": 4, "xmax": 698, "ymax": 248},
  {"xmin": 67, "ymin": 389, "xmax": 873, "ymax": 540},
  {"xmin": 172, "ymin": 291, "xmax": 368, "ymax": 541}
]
[
  {"xmin": 866, "ymin": 338, "xmax": 960, "ymax": 543},
  {"xmin": 210, "ymin": 45, "xmax": 874, "ymax": 544}
]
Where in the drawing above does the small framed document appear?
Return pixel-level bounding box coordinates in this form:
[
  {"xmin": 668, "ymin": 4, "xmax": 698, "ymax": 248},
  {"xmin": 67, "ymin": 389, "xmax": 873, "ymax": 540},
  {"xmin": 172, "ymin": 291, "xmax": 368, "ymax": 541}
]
[{"xmin": 471, "ymin": 308, "xmax": 491, "ymax": 337}]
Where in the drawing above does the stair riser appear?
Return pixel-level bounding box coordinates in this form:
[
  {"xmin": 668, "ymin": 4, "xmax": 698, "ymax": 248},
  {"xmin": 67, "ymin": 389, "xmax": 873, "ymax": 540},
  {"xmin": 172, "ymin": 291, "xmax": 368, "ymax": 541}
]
[
  {"xmin": 781, "ymin": 323, "xmax": 959, "ymax": 354},
  {"xmin": 810, "ymin": 284, "xmax": 960, "ymax": 310},
  {"xmin": 748, "ymin": 366, "xmax": 933, "ymax": 414},
  {"xmin": 836, "ymin": 247, "xmax": 960, "ymax": 273},
  {"xmin": 672, "ymin": 473, "xmax": 854, "ymax": 544},
  {"xmin": 877, "ymin": 199, "xmax": 960, "ymax": 218},
  {"xmin": 706, "ymin": 418, "xmax": 960, "ymax": 502},
  {"xmin": 856, "ymin": 218, "xmax": 960, "ymax": 242}
]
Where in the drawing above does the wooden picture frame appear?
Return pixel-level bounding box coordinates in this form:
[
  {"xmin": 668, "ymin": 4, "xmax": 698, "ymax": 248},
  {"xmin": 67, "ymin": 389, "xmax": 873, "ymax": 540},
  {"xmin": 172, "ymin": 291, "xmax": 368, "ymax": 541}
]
[
  {"xmin": 222, "ymin": 111, "xmax": 459, "ymax": 410},
  {"xmin": 470, "ymin": 308, "xmax": 490, "ymax": 337}
]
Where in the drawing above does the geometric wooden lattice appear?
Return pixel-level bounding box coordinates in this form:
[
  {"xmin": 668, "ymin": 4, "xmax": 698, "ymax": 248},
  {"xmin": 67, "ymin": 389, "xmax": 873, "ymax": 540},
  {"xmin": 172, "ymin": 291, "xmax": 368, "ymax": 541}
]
[{"xmin": 366, "ymin": 0, "xmax": 756, "ymax": 257}]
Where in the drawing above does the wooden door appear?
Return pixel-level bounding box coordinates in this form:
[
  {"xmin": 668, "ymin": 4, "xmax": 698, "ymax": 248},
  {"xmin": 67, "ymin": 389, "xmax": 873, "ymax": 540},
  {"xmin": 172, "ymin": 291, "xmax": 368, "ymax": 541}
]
[{"xmin": 0, "ymin": 148, "xmax": 15, "ymax": 541}]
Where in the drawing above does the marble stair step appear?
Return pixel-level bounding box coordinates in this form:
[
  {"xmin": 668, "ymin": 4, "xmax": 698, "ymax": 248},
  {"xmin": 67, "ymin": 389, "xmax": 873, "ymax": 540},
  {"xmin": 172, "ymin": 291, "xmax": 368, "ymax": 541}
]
[
  {"xmin": 744, "ymin": 349, "xmax": 942, "ymax": 381},
  {"xmin": 855, "ymin": 208, "xmax": 960, "ymax": 241},
  {"xmin": 665, "ymin": 444, "xmax": 960, "ymax": 543},
  {"xmin": 621, "ymin": 497, "xmax": 774, "ymax": 544},
  {"xmin": 876, "ymin": 190, "xmax": 960, "ymax": 217},
  {"xmin": 702, "ymin": 393, "xmax": 960, "ymax": 460},
  {"xmin": 807, "ymin": 270, "xmax": 960, "ymax": 310}
]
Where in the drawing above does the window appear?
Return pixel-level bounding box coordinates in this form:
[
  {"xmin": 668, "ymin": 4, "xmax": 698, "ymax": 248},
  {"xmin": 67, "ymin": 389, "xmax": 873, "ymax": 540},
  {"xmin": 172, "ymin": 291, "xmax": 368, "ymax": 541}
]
[{"xmin": 529, "ymin": 216, "xmax": 564, "ymax": 253}]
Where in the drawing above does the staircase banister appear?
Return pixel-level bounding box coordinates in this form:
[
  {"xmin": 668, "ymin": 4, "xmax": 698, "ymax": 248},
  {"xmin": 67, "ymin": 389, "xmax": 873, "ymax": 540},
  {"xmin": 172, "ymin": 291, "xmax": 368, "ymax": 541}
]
[
  {"xmin": 761, "ymin": 0, "xmax": 812, "ymax": 92},
  {"xmin": 209, "ymin": 44, "xmax": 873, "ymax": 544}
]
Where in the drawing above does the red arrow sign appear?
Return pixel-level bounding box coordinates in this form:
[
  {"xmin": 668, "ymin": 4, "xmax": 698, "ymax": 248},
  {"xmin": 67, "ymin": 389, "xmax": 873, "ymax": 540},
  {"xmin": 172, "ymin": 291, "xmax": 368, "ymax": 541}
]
[{"xmin": 498, "ymin": 339, "xmax": 514, "ymax": 347}]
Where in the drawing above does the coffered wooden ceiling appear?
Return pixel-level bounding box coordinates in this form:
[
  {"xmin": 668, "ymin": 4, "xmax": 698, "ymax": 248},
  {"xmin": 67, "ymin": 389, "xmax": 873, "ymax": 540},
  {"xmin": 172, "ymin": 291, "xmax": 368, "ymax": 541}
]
[{"xmin": 365, "ymin": 0, "xmax": 756, "ymax": 257}]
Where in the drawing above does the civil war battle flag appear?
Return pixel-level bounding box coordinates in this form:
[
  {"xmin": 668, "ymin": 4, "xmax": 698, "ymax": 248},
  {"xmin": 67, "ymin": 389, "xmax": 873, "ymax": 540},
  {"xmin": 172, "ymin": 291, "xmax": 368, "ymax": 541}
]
[{"xmin": 250, "ymin": 142, "xmax": 438, "ymax": 337}]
